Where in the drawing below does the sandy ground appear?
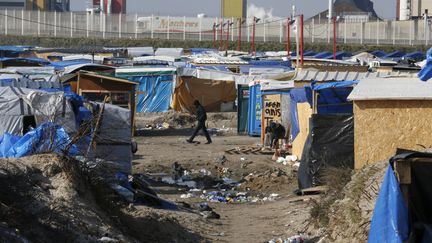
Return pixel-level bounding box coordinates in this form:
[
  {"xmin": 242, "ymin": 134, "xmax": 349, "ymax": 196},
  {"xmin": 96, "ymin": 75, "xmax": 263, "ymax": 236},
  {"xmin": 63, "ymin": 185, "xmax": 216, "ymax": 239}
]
[{"xmin": 132, "ymin": 131, "xmax": 315, "ymax": 242}]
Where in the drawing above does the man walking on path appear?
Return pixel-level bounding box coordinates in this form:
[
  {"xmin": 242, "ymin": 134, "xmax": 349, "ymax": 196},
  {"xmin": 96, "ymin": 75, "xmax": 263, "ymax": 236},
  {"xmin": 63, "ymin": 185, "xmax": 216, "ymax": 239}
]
[{"xmin": 187, "ymin": 100, "xmax": 212, "ymax": 144}]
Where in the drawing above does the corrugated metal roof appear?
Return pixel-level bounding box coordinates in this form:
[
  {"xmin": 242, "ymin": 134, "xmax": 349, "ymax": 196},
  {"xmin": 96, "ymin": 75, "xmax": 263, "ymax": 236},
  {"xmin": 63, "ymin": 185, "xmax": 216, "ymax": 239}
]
[
  {"xmin": 348, "ymin": 77, "xmax": 432, "ymax": 101},
  {"xmin": 293, "ymin": 70, "xmax": 416, "ymax": 82}
]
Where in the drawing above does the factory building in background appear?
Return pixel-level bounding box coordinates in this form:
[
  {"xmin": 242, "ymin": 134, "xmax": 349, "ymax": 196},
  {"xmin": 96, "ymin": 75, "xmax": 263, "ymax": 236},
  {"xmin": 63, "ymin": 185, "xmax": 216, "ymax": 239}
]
[
  {"xmin": 220, "ymin": 0, "xmax": 247, "ymax": 18},
  {"xmin": 397, "ymin": 0, "xmax": 432, "ymax": 20},
  {"xmin": 92, "ymin": 0, "xmax": 126, "ymax": 14},
  {"xmin": 0, "ymin": 0, "xmax": 69, "ymax": 11}
]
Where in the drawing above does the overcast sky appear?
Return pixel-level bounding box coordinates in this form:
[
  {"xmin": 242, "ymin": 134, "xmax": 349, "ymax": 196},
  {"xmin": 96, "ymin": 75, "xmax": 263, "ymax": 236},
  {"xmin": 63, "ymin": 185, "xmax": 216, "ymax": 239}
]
[{"xmin": 72, "ymin": 0, "xmax": 395, "ymax": 19}]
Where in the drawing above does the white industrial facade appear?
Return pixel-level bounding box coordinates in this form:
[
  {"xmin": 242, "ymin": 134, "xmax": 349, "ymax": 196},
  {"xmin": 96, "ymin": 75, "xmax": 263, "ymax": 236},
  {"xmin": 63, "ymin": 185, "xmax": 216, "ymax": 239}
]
[{"xmin": 399, "ymin": 0, "xmax": 432, "ymax": 20}]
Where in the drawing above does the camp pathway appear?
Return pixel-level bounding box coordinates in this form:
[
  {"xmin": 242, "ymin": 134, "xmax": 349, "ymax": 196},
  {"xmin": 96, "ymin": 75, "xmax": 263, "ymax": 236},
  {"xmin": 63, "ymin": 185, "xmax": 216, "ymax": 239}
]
[{"xmin": 132, "ymin": 134, "xmax": 313, "ymax": 242}]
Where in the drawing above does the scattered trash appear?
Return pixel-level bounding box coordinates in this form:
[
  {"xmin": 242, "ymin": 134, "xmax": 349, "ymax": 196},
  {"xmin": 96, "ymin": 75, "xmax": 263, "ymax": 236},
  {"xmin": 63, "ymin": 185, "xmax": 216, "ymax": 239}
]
[
  {"xmin": 98, "ymin": 236, "xmax": 118, "ymax": 242},
  {"xmin": 240, "ymin": 157, "xmax": 246, "ymax": 161},
  {"xmin": 214, "ymin": 155, "xmax": 227, "ymax": 164},
  {"xmin": 268, "ymin": 234, "xmax": 307, "ymax": 243},
  {"xmin": 200, "ymin": 210, "xmax": 221, "ymax": 219}
]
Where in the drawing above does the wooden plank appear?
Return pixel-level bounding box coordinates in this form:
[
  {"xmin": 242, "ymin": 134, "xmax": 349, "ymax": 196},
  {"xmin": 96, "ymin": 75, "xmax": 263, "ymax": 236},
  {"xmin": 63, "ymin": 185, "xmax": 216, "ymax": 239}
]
[{"xmin": 301, "ymin": 185, "xmax": 329, "ymax": 195}]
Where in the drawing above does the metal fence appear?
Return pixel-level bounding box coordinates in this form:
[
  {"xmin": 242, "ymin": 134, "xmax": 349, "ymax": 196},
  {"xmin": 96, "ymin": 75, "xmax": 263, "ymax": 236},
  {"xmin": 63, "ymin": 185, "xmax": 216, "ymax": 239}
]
[{"xmin": 0, "ymin": 10, "xmax": 430, "ymax": 46}]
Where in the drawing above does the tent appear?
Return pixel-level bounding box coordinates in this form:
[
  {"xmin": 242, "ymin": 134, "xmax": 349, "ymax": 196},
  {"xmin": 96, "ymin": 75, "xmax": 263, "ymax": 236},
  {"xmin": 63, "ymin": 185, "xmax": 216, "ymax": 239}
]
[
  {"xmin": 419, "ymin": 48, "xmax": 432, "ymax": 81},
  {"xmin": 370, "ymin": 50, "xmax": 387, "ymax": 58},
  {"xmin": 116, "ymin": 67, "xmax": 177, "ymax": 113},
  {"xmin": 0, "ymin": 86, "xmax": 77, "ymax": 136}
]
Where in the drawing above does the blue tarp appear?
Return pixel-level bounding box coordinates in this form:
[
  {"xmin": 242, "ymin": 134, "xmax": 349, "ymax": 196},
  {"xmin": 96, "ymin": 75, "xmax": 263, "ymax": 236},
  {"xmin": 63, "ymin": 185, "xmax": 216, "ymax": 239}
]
[
  {"xmin": 419, "ymin": 48, "xmax": 432, "ymax": 81},
  {"xmin": 305, "ymin": 80, "xmax": 358, "ymax": 114},
  {"xmin": 290, "ymin": 88, "xmax": 308, "ymax": 140},
  {"xmin": 50, "ymin": 60, "xmax": 91, "ymax": 69},
  {"xmin": 370, "ymin": 50, "xmax": 387, "ymax": 58},
  {"xmin": 383, "ymin": 51, "xmax": 406, "ymax": 59},
  {"xmin": 189, "ymin": 48, "xmax": 217, "ymax": 55},
  {"xmin": 313, "ymin": 51, "xmax": 332, "ymax": 59},
  {"xmin": 0, "ymin": 122, "xmax": 77, "ymax": 158},
  {"xmin": 403, "ymin": 51, "xmax": 425, "ymax": 60},
  {"xmin": 0, "ymin": 46, "xmax": 31, "ymax": 52},
  {"xmin": 322, "ymin": 51, "xmax": 353, "ymax": 60},
  {"xmin": 247, "ymin": 84, "xmax": 262, "ymax": 136},
  {"xmin": 127, "ymin": 75, "xmax": 174, "ymax": 112},
  {"xmin": 248, "ymin": 60, "xmax": 291, "ymax": 67},
  {"xmin": 292, "ymin": 50, "xmax": 317, "ymax": 57},
  {"xmin": 368, "ymin": 165, "xmax": 410, "ymax": 243},
  {"xmin": 0, "ymin": 57, "xmax": 50, "ymax": 65},
  {"xmin": 239, "ymin": 65, "xmax": 291, "ymax": 74}
]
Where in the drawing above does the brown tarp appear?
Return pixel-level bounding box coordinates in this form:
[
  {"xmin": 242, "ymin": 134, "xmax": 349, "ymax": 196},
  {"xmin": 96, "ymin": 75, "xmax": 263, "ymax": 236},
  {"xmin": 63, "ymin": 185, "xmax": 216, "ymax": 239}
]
[{"xmin": 171, "ymin": 77, "xmax": 237, "ymax": 112}]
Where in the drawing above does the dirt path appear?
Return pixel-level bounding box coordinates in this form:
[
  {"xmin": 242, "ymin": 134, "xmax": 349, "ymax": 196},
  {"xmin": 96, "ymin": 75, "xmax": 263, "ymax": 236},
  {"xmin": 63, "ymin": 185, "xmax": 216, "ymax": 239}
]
[{"xmin": 132, "ymin": 133, "xmax": 313, "ymax": 242}]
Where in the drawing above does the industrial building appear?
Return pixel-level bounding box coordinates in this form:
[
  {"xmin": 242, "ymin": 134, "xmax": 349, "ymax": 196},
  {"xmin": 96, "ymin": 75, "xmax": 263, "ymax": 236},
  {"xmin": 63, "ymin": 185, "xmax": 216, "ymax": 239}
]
[
  {"xmin": 92, "ymin": 0, "xmax": 126, "ymax": 14},
  {"xmin": 397, "ymin": 0, "xmax": 432, "ymax": 20},
  {"xmin": 220, "ymin": 0, "xmax": 247, "ymax": 18},
  {"xmin": 0, "ymin": 0, "xmax": 69, "ymax": 11},
  {"xmin": 308, "ymin": 0, "xmax": 379, "ymax": 23}
]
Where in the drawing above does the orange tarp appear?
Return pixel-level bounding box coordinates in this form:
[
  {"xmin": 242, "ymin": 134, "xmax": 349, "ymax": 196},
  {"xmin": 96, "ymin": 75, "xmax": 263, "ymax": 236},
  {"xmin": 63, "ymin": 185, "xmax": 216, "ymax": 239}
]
[{"xmin": 171, "ymin": 77, "xmax": 237, "ymax": 112}]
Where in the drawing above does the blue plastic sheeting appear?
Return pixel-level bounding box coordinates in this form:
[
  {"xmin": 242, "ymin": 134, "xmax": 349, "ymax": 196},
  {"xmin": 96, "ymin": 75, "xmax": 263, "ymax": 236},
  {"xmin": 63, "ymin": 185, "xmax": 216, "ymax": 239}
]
[
  {"xmin": 0, "ymin": 122, "xmax": 77, "ymax": 158},
  {"xmin": 247, "ymin": 84, "xmax": 262, "ymax": 136},
  {"xmin": 0, "ymin": 57, "xmax": 50, "ymax": 65},
  {"xmin": 419, "ymin": 48, "xmax": 432, "ymax": 81},
  {"xmin": 403, "ymin": 51, "xmax": 425, "ymax": 60},
  {"xmin": 383, "ymin": 51, "xmax": 406, "ymax": 59},
  {"xmin": 189, "ymin": 48, "xmax": 217, "ymax": 55},
  {"xmin": 188, "ymin": 65, "xmax": 231, "ymax": 72},
  {"xmin": 64, "ymin": 91, "xmax": 93, "ymax": 125},
  {"xmin": 370, "ymin": 50, "xmax": 387, "ymax": 58},
  {"xmin": 305, "ymin": 80, "xmax": 358, "ymax": 114},
  {"xmin": 248, "ymin": 60, "xmax": 291, "ymax": 67},
  {"xmin": 50, "ymin": 60, "xmax": 91, "ymax": 69},
  {"xmin": 128, "ymin": 75, "xmax": 174, "ymax": 112},
  {"xmin": 368, "ymin": 165, "xmax": 409, "ymax": 243},
  {"xmin": 290, "ymin": 88, "xmax": 309, "ymax": 140},
  {"xmin": 322, "ymin": 51, "xmax": 353, "ymax": 60},
  {"xmin": 0, "ymin": 46, "xmax": 31, "ymax": 52},
  {"xmin": 313, "ymin": 51, "xmax": 332, "ymax": 59},
  {"xmin": 292, "ymin": 50, "xmax": 317, "ymax": 57}
]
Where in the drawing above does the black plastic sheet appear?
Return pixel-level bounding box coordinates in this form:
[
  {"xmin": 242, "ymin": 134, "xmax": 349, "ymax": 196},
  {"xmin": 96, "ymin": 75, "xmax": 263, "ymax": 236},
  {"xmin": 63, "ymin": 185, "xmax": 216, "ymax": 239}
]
[{"xmin": 298, "ymin": 114, "xmax": 354, "ymax": 189}]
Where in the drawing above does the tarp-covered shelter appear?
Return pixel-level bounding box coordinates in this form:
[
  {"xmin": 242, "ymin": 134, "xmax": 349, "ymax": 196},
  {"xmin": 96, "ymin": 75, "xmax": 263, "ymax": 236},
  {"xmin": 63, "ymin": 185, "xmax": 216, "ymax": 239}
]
[
  {"xmin": 116, "ymin": 67, "xmax": 176, "ymax": 113},
  {"xmin": 298, "ymin": 81, "xmax": 357, "ymax": 189},
  {"xmin": 127, "ymin": 47, "xmax": 154, "ymax": 57},
  {"xmin": 173, "ymin": 68, "xmax": 237, "ymax": 113},
  {"xmin": 348, "ymin": 77, "xmax": 432, "ymax": 169},
  {"xmin": 0, "ymin": 86, "xmax": 77, "ymax": 136}
]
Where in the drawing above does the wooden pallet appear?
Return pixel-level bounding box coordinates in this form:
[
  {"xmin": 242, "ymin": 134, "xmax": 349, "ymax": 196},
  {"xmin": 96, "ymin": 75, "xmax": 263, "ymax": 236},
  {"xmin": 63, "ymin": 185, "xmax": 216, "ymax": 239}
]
[{"xmin": 224, "ymin": 147, "xmax": 282, "ymax": 155}]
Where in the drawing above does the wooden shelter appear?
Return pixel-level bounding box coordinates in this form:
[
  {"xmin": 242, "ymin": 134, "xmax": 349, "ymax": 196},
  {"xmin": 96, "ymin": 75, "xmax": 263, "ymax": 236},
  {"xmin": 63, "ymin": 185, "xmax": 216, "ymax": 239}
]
[{"xmin": 348, "ymin": 77, "xmax": 432, "ymax": 169}]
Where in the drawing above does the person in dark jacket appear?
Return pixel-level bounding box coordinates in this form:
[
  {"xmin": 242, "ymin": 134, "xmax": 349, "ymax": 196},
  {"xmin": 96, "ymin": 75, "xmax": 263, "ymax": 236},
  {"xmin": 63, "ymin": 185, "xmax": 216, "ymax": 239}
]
[{"xmin": 187, "ymin": 100, "xmax": 212, "ymax": 144}]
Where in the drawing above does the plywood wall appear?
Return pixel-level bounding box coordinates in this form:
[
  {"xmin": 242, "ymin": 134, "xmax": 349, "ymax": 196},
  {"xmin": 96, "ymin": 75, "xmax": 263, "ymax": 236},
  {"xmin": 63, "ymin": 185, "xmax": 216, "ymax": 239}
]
[
  {"xmin": 292, "ymin": 102, "xmax": 312, "ymax": 159},
  {"xmin": 354, "ymin": 100, "xmax": 432, "ymax": 169}
]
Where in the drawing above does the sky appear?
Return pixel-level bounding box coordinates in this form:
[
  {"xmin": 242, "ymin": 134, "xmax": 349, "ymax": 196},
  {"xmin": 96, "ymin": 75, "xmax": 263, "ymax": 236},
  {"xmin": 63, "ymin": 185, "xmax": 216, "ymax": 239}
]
[{"xmin": 72, "ymin": 0, "xmax": 396, "ymax": 19}]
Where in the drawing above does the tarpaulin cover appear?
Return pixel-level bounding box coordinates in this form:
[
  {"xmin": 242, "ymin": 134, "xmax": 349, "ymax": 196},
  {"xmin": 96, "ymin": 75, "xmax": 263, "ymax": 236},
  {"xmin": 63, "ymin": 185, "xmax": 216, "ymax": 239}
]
[
  {"xmin": 247, "ymin": 84, "xmax": 262, "ymax": 136},
  {"xmin": 128, "ymin": 75, "xmax": 174, "ymax": 112},
  {"xmin": 313, "ymin": 52, "xmax": 332, "ymax": 59},
  {"xmin": 189, "ymin": 48, "xmax": 217, "ymax": 55},
  {"xmin": 0, "ymin": 122, "xmax": 77, "ymax": 158},
  {"xmin": 322, "ymin": 51, "xmax": 353, "ymax": 60},
  {"xmin": 306, "ymin": 80, "xmax": 358, "ymax": 114},
  {"xmin": 368, "ymin": 165, "xmax": 409, "ymax": 243},
  {"xmin": 291, "ymin": 50, "xmax": 317, "ymax": 57},
  {"xmin": 403, "ymin": 51, "xmax": 425, "ymax": 60},
  {"xmin": 370, "ymin": 50, "xmax": 387, "ymax": 58},
  {"xmin": 172, "ymin": 77, "xmax": 236, "ymax": 113},
  {"xmin": 419, "ymin": 48, "xmax": 432, "ymax": 81},
  {"xmin": 298, "ymin": 114, "xmax": 354, "ymax": 189},
  {"xmin": 290, "ymin": 88, "xmax": 308, "ymax": 140},
  {"xmin": 0, "ymin": 57, "xmax": 50, "ymax": 65},
  {"xmin": 248, "ymin": 60, "xmax": 291, "ymax": 67},
  {"xmin": 384, "ymin": 51, "xmax": 406, "ymax": 59}
]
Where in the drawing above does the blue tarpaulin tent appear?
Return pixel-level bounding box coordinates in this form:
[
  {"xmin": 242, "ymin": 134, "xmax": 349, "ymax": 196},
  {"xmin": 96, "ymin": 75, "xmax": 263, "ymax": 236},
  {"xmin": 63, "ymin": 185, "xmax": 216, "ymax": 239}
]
[
  {"xmin": 403, "ymin": 51, "xmax": 425, "ymax": 60},
  {"xmin": 383, "ymin": 51, "xmax": 406, "ymax": 59},
  {"xmin": 322, "ymin": 51, "xmax": 353, "ymax": 60}
]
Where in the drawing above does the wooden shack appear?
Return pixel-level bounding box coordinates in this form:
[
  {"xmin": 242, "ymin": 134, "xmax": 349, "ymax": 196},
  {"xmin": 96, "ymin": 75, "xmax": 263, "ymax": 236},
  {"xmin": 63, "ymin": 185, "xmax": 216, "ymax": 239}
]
[
  {"xmin": 348, "ymin": 78, "xmax": 432, "ymax": 169},
  {"xmin": 62, "ymin": 71, "xmax": 138, "ymax": 126}
]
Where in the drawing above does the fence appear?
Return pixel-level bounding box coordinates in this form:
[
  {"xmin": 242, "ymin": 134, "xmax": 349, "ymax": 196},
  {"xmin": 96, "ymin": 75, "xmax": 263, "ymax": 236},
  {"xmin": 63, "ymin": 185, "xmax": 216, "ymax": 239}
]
[{"xmin": 0, "ymin": 10, "xmax": 430, "ymax": 46}]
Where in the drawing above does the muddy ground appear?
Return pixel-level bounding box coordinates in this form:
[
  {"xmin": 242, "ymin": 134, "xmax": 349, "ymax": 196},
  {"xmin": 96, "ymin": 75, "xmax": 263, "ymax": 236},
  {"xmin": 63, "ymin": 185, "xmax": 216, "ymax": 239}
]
[{"xmin": 133, "ymin": 127, "xmax": 316, "ymax": 242}]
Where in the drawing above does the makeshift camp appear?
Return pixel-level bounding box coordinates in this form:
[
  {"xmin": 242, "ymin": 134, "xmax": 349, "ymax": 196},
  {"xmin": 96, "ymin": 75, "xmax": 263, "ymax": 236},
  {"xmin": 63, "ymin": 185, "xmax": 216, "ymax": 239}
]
[
  {"xmin": 348, "ymin": 77, "xmax": 432, "ymax": 169},
  {"xmin": 173, "ymin": 68, "xmax": 237, "ymax": 113},
  {"xmin": 237, "ymin": 84, "xmax": 249, "ymax": 134},
  {"xmin": 116, "ymin": 67, "xmax": 176, "ymax": 113},
  {"xmin": 0, "ymin": 86, "xmax": 77, "ymax": 136},
  {"xmin": 369, "ymin": 151, "xmax": 432, "ymax": 243}
]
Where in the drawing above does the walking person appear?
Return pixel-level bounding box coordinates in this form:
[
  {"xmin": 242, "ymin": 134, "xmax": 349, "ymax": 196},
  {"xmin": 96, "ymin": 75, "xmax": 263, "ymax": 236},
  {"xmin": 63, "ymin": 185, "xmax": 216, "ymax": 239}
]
[{"xmin": 187, "ymin": 100, "xmax": 212, "ymax": 144}]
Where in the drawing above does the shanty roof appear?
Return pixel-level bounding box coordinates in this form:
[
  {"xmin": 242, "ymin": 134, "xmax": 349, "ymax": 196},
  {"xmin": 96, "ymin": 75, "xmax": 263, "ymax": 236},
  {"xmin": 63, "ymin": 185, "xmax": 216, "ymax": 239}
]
[
  {"xmin": 348, "ymin": 78, "xmax": 432, "ymax": 101},
  {"xmin": 61, "ymin": 71, "xmax": 138, "ymax": 85},
  {"xmin": 292, "ymin": 70, "xmax": 416, "ymax": 82}
]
